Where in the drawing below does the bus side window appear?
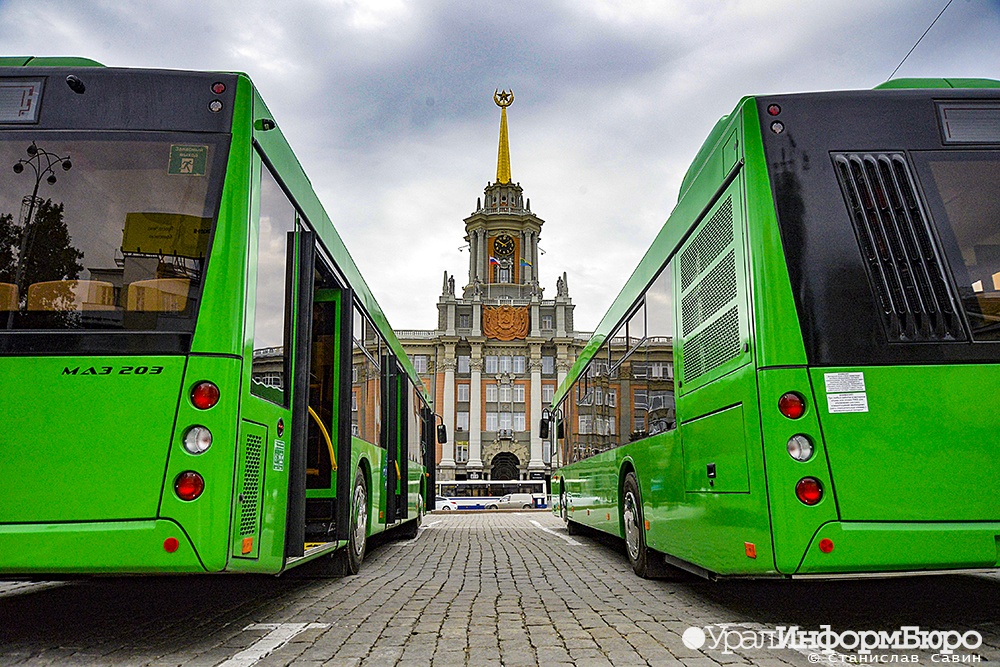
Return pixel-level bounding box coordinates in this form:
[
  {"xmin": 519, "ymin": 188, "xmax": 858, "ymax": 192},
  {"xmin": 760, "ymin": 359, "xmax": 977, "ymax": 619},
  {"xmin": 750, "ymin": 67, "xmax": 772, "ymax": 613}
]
[
  {"xmin": 250, "ymin": 163, "xmax": 295, "ymax": 405},
  {"xmin": 644, "ymin": 263, "xmax": 676, "ymax": 435}
]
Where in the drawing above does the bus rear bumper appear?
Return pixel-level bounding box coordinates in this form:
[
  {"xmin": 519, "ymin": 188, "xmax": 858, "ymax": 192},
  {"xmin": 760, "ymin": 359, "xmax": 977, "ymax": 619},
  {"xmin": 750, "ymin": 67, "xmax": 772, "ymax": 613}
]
[
  {"xmin": 0, "ymin": 519, "xmax": 208, "ymax": 575},
  {"xmin": 796, "ymin": 521, "xmax": 1000, "ymax": 575}
]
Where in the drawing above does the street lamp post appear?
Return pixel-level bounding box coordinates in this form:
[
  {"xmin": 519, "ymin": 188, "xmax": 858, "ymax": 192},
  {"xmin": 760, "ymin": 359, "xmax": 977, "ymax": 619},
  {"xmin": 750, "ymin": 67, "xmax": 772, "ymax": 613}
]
[{"xmin": 8, "ymin": 141, "xmax": 72, "ymax": 327}]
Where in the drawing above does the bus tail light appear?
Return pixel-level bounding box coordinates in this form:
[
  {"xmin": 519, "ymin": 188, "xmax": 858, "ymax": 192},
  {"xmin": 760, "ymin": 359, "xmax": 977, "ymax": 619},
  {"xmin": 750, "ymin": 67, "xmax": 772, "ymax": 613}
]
[
  {"xmin": 182, "ymin": 426, "xmax": 213, "ymax": 454},
  {"xmin": 163, "ymin": 537, "xmax": 180, "ymax": 553},
  {"xmin": 175, "ymin": 471, "xmax": 205, "ymax": 501},
  {"xmin": 778, "ymin": 392, "xmax": 806, "ymax": 419},
  {"xmin": 819, "ymin": 538, "xmax": 835, "ymax": 553},
  {"xmin": 795, "ymin": 477, "xmax": 823, "ymax": 505},
  {"xmin": 191, "ymin": 381, "xmax": 220, "ymax": 410}
]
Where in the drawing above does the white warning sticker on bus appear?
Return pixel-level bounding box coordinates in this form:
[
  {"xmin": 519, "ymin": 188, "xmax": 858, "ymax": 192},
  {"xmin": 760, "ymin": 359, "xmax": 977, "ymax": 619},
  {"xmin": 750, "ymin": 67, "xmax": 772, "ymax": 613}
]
[
  {"xmin": 827, "ymin": 392, "xmax": 869, "ymax": 414},
  {"xmin": 824, "ymin": 372, "xmax": 866, "ymax": 393}
]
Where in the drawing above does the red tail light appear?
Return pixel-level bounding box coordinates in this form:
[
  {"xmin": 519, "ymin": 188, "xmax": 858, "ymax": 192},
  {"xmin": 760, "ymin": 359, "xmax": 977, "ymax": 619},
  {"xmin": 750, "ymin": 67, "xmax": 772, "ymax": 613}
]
[
  {"xmin": 795, "ymin": 477, "xmax": 823, "ymax": 505},
  {"xmin": 175, "ymin": 471, "xmax": 205, "ymax": 501},
  {"xmin": 191, "ymin": 381, "xmax": 220, "ymax": 410},
  {"xmin": 819, "ymin": 538, "xmax": 835, "ymax": 553},
  {"xmin": 779, "ymin": 392, "xmax": 806, "ymax": 419}
]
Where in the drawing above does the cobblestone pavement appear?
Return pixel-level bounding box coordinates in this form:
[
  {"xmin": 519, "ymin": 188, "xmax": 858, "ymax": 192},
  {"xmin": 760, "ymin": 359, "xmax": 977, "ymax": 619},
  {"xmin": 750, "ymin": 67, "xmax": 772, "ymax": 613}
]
[{"xmin": 2, "ymin": 512, "xmax": 1000, "ymax": 666}]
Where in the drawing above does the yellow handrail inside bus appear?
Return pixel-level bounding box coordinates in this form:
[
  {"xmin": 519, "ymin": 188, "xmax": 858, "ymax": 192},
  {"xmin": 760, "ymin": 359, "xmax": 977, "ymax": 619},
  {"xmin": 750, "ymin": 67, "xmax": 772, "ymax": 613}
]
[{"xmin": 307, "ymin": 406, "xmax": 337, "ymax": 471}]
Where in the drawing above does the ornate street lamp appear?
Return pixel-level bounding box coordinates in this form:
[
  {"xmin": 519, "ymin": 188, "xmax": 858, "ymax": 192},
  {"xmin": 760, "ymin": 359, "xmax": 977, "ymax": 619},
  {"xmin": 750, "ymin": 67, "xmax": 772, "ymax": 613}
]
[{"xmin": 8, "ymin": 142, "xmax": 72, "ymax": 325}]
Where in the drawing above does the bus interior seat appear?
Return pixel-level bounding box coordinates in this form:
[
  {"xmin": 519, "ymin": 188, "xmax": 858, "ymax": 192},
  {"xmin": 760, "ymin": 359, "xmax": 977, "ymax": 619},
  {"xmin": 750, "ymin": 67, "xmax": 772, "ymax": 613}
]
[
  {"xmin": 0, "ymin": 282, "xmax": 17, "ymax": 310},
  {"xmin": 126, "ymin": 278, "xmax": 191, "ymax": 312},
  {"xmin": 26, "ymin": 280, "xmax": 116, "ymax": 311}
]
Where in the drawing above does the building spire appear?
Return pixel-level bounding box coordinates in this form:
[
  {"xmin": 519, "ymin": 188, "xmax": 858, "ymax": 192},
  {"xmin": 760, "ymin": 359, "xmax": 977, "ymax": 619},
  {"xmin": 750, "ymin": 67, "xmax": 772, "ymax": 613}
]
[{"xmin": 494, "ymin": 89, "xmax": 514, "ymax": 184}]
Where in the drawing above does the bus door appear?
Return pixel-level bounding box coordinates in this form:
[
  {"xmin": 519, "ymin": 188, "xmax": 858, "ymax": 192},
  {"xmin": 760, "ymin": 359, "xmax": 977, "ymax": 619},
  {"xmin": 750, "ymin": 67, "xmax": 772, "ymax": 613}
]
[
  {"xmin": 287, "ymin": 236, "xmax": 355, "ymax": 554},
  {"xmin": 382, "ymin": 355, "xmax": 402, "ymax": 524},
  {"xmin": 421, "ymin": 406, "xmax": 436, "ymax": 513}
]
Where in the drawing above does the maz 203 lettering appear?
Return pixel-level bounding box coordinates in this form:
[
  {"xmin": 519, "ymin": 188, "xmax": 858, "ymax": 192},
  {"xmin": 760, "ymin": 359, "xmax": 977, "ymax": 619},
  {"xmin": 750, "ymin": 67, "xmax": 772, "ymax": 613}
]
[{"xmin": 62, "ymin": 365, "xmax": 165, "ymax": 376}]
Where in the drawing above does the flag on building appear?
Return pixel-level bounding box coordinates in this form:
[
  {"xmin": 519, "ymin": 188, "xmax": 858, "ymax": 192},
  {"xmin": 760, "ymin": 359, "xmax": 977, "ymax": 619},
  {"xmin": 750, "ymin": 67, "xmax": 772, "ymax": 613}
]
[{"xmin": 489, "ymin": 256, "xmax": 500, "ymax": 265}]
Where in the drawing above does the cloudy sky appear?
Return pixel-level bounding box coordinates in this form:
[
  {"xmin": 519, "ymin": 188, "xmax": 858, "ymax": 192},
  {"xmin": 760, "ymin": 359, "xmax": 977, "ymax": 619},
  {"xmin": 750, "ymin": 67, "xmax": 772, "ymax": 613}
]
[{"xmin": 2, "ymin": 0, "xmax": 997, "ymax": 331}]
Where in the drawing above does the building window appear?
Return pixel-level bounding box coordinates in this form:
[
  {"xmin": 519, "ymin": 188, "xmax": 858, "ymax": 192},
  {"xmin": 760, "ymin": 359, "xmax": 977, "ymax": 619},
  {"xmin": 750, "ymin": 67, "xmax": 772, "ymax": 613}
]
[
  {"xmin": 459, "ymin": 313, "xmax": 471, "ymax": 329},
  {"xmin": 456, "ymin": 443, "xmax": 469, "ymax": 463},
  {"xmin": 513, "ymin": 412, "xmax": 526, "ymax": 431},
  {"xmin": 499, "ymin": 412, "xmax": 512, "ymax": 430},
  {"xmin": 542, "ymin": 385, "xmax": 555, "ymax": 403},
  {"xmin": 458, "ymin": 355, "xmax": 470, "ymax": 374},
  {"xmin": 486, "ymin": 412, "xmax": 498, "ymax": 431},
  {"xmin": 457, "ymin": 383, "xmax": 470, "ymax": 402},
  {"xmin": 542, "ymin": 356, "xmax": 555, "ymax": 375},
  {"xmin": 485, "ymin": 356, "xmax": 498, "ymax": 374},
  {"xmin": 512, "ymin": 356, "xmax": 525, "ymax": 373},
  {"xmin": 486, "ymin": 384, "xmax": 498, "ymax": 403},
  {"xmin": 634, "ymin": 389, "xmax": 648, "ymax": 410},
  {"xmin": 498, "ymin": 355, "xmax": 512, "ymax": 373},
  {"xmin": 457, "ymin": 411, "xmax": 470, "ymax": 431},
  {"xmin": 495, "ymin": 266, "xmax": 511, "ymax": 283},
  {"xmin": 578, "ymin": 414, "xmax": 593, "ymax": 435},
  {"xmin": 541, "ymin": 314, "xmax": 554, "ymax": 330},
  {"xmin": 513, "ymin": 384, "xmax": 525, "ymax": 402},
  {"xmin": 606, "ymin": 389, "xmax": 617, "ymax": 407},
  {"xmin": 498, "ymin": 385, "xmax": 512, "ymax": 403},
  {"xmin": 412, "ymin": 355, "xmax": 428, "ymax": 373}
]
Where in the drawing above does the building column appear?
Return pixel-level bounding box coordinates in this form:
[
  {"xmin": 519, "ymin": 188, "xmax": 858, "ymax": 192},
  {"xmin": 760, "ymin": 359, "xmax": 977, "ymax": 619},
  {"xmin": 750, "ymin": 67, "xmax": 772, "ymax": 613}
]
[
  {"xmin": 468, "ymin": 345, "xmax": 484, "ymax": 471},
  {"xmin": 476, "ymin": 229, "xmax": 486, "ymax": 283},
  {"xmin": 529, "ymin": 344, "xmax": 544, "ymax": 472},
  {"xmin": 439, "ymin": 350, "xmax": 457, "ymax": 472}
]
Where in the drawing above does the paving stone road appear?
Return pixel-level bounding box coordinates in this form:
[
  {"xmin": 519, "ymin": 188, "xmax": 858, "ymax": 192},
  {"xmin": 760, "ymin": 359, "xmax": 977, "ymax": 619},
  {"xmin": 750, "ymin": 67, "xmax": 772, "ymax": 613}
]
[{"xmin": 2, "ymin": 512, "xmax": 1000, "ymax": 666}]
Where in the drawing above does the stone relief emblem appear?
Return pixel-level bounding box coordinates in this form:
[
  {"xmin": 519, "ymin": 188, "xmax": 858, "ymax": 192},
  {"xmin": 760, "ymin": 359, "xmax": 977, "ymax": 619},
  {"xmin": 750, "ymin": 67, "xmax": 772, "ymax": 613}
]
[{"xmin": 483, "ymin": 305, "xmax": 529, "ymax": 341}]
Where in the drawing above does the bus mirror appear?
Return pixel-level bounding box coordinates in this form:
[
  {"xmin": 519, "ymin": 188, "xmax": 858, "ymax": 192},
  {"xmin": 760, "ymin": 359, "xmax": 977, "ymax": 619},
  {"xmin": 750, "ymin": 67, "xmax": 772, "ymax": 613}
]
[
  {"xmin": 539, "ymin": 420, "xmax": 550, "ymax": 439},
  {"xmin": 557, "ymin": 422, "xmax": 565, "ymax": 439},
  {"xmin": 437, "ymin": 424, "xmax": 448, "ymax": 444}
]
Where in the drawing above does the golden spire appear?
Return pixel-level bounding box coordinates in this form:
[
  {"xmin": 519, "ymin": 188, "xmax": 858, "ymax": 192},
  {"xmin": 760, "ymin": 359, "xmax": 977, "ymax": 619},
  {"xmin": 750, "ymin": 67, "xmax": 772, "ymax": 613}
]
[{"xmin": 494, "ymin": 89, "xmax": 514, "ymax": 184}]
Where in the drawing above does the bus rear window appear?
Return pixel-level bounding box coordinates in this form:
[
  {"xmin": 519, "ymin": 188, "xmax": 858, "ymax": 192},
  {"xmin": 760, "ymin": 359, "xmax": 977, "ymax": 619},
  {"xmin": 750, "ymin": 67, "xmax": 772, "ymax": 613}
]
[
  {"xmin": 914, "ymin": 151, "xmax": 1000, "ymax": 340},
  {"xmin": 0, "ymin": 132, "xmax": 228, "ymax": 339}
]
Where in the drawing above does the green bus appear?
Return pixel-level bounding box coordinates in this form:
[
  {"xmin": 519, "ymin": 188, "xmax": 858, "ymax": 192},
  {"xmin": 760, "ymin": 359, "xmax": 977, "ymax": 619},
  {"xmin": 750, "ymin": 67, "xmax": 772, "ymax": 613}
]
[
  {"xmin": 546, "ymin": 78, "xmax": 1000, "ymax": 579},
  {"xmin": 0, "ymin": 57, "xmax": 440, "ymax": 576}
]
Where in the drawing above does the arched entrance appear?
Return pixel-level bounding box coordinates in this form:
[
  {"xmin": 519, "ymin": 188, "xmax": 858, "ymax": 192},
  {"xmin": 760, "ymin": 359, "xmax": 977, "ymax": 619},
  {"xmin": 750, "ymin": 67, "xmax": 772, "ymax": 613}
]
[{"xmin": 490, "ymin": 452, "xmax": 520, "ymax": 480}]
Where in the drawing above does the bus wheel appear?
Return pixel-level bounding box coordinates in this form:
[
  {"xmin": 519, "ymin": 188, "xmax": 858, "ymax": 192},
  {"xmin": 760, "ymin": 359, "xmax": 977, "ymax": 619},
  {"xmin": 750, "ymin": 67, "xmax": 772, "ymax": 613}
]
[
  {"xmin": 401, "ymin": 496, "xmax": 422, "ymax": 540},
  {"xmin": 344, "ymin": 468, "xmax": 368, "ymax": 574},
  {"xmin": 623, "ymin": 472, "xmax": 655, "ymax": 578}
]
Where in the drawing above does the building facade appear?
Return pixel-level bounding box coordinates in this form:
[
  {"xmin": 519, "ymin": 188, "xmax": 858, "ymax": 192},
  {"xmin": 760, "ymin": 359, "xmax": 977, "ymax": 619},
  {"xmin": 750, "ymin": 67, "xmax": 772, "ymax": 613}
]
[{"xmin": 397, "ymin": 90, "xmax": 587, "ymax": 484}]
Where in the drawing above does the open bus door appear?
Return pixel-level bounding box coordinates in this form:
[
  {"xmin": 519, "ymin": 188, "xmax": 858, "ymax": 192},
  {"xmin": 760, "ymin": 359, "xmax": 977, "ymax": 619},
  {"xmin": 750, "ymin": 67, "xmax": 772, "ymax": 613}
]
[{"xmin": 285, "ymin": 233, "xmax": 357, "ymax": 557}]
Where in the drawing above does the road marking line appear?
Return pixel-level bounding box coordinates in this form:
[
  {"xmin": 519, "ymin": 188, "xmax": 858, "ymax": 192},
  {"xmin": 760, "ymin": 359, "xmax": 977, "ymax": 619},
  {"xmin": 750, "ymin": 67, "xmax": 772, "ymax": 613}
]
[
  {"xmin": 530, "ymin": 519, "xmax": 581, "ymax": 546},
  {"xmin": 218, "ymin": 623, "xmax": 329, "ymax": 667},
  {"xmin": 423, "ymin": 519, "xmax": 443, "ymax": 528}
]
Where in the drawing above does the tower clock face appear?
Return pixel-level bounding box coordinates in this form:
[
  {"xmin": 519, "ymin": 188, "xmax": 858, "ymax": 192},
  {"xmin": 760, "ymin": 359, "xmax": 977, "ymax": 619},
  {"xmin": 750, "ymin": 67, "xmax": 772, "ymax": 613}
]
[{"xmin": 494, "ymin": 234, "xmax": 515, "ymax": 257}]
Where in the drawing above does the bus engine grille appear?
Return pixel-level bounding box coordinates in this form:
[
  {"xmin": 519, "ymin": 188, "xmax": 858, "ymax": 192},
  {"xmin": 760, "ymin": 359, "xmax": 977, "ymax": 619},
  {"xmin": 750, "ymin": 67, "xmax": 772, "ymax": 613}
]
[{"xmin": 833, "ymin": 152, "xmax": 965, "ymax": 342}]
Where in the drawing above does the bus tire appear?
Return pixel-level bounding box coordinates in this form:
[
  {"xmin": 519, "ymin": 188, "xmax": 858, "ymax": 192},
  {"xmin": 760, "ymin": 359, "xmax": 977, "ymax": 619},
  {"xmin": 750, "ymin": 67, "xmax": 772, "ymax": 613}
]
[
  {"xmin": 623, "ymin": 471, "xmax": 663, "ymax": 578},
  {"xmin": 401, "ymin": 496, "xmax": 422, "ymax": 540},
  {"xmin": 566, "ymin": 520, "xmax": 581, "ymax": 536},
  {"xmin": 337, "ymin": 467, "xmax": 368, "ymax": 575}
]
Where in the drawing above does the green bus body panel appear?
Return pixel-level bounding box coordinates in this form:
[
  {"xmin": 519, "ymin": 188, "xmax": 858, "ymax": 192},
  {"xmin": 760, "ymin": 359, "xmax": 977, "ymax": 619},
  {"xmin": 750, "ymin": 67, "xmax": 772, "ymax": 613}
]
[
  {"xmin": 681, "ymin": 404, "xmax": 749, "ymax": 493},
  {"xmin": 0, "ymin": 56, "xmax": 105, "ymax": 68},
  {"xmin": 0, "ymin": 520, "xmax": 205, "ymax": 574},
  {"xmin": 875, "ymin": 77, "xmax": 1000, "ymax": 90},
  {"xmin": 810, "ymin": 365, "xmax": 1000, "ymax": 523},
  {"xmin": 0, "ymin": 357, "xmax": 185, "ymax": 523},
  {"xmin": 799, "ymin": 522, "xmax": 1000, "ymax": 573}
]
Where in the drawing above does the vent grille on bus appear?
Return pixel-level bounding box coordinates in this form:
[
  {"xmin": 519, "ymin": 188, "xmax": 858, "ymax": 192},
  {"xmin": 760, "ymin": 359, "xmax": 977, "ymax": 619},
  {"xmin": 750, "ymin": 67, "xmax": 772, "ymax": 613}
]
[
  {"xmin": 833, "ymin": 152, "xmax": 965, "ymax": 342},
  {"xmin": 680, "ymin": 197, "xmax": 734, "ymax": 291},
  {"xmin": 682, "ymin": 306, "xmax": 741, "ymax": 381},
  {"xmin": 240, "ymin": 433, "xmax": 263, "ymax": 536},
  {"xmin": 681, "ymin": 250, "xmax": 737, "ymax": 337}
]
